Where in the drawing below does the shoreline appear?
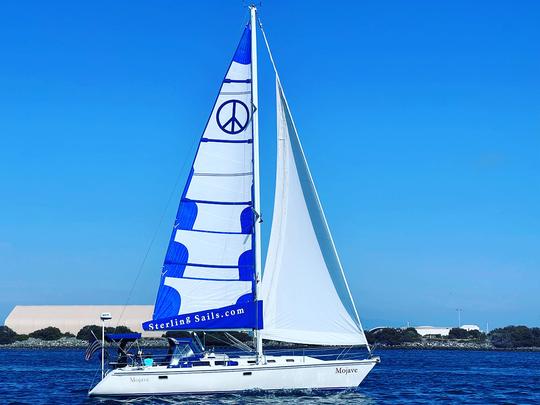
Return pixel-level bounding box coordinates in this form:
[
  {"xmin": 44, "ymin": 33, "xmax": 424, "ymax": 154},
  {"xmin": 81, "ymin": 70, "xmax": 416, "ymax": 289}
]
[
  {"xmin": 0, "ymin": 336, "xmax": 168, "ymax": 349},
  {"xmin": 373, "ymin": 344, "xmax": 540, "ymax": 352},
  {"xmin": 1, "ymin": 337, "xmax": 539, "ymax": 352}
]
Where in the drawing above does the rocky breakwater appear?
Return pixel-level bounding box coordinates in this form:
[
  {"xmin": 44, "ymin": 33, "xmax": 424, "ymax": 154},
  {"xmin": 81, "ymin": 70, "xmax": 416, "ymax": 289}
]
[
  {"xmin": 374, "ymin": 339, "xmax": 494, "ymax": 350},
  {"xmin": 2, "ymin": 337, "xmax": 170, "ymax": 349}
]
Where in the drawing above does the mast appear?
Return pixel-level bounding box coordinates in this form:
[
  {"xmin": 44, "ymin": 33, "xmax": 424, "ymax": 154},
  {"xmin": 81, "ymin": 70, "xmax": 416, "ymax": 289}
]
[{"xmin": 250, "ymin": 5, "xmax": 263, "ymax": 360}]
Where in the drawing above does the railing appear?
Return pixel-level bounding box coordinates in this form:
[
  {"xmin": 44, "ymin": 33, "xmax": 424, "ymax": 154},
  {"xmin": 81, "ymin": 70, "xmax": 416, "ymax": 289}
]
[
  {"xmin": 259, "ymin": 346, "xmax": 369, "ymax": 362},
  {"xmin": 207, "ymin": 346, "xmax": 370, "ymax": 362},
  {"xmin": 104, "ymin": 345, "xmax": 370, "ymax": 370}
]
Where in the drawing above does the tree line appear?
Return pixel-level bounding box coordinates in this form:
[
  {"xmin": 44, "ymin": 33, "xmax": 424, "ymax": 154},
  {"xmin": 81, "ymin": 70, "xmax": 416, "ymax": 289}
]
[
  {"xmin": 0, "ymin": 325, "xmax": 135, "ymax": 345},
  {"xmin": 366, "ymin": 326, "xmax": 540, "ymax": 348},
  {"xmin": 0, "ymin": 325, "xmax": 250, "ymax": 346}
]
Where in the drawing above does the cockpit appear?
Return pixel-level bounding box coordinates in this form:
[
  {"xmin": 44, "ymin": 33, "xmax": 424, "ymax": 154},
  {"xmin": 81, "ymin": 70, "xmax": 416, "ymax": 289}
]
[{"xmin": 104, "ymin": 333, "xmax": 206, "ymax": 369}]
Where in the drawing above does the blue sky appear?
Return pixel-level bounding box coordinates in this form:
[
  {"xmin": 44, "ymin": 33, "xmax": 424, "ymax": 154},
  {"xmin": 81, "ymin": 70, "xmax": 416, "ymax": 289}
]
[{"xmin": 0, "ymin": 0, "xmax": 538, "ymax": 329}]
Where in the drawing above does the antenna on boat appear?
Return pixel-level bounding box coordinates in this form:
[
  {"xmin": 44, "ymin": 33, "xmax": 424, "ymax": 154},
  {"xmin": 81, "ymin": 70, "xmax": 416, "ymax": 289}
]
[{"xmin": 100, "ymin": 312, "xmax": 112, "ymax": 379}]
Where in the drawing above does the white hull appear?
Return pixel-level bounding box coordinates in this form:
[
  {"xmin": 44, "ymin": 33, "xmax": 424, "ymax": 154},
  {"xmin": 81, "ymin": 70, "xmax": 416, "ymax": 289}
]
[{"xmin": 89, "ymin": 355, "xmax": 378, "ymax": 397}]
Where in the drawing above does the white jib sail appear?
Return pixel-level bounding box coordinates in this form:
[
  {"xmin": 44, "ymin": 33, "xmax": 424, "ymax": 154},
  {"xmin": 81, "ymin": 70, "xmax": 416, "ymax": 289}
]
[{"xmin": 261, "ymin": 79, "xmax": 368, "ymax": 346}]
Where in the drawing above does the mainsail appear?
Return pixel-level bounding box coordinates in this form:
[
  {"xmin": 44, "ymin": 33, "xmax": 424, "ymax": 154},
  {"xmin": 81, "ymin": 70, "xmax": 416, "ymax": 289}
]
[
  {"xmin": 261, "ymin": 79, "xmax": 368, "ymax": 346},
  {"xmin": 143, "ymin": 25, "xmax": 261, "ymax": 332}
]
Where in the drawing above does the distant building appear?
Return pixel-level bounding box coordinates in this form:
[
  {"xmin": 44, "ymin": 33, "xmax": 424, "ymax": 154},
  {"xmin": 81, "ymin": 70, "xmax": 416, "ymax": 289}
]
[
  {"xmin": 364, "ymin": 325, "xmax": 484, "ymax": 337},
  {"xmin": 460, "ymin": 324, "xmax": 480, "ymax": 332},
  {"xmin": 413, "ymin": 326, "xmax": 452, "ymax": 337},
  {"xmin": 368, "ymin": 327, "xmax": 391, "ymax": 333},
  {"xmin": 413, "ymin": 324, "xmax": 482, "ymax": 336},
  {"xmin": 4, "ymin": 305, "xmax": 159, "ymax": 337}
]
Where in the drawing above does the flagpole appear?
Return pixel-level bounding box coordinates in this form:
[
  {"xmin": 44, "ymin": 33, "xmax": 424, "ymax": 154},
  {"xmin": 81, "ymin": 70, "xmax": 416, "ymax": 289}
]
[{"xmin": 101, "ymin": 320, "xmax": 105, "ymax": 379}]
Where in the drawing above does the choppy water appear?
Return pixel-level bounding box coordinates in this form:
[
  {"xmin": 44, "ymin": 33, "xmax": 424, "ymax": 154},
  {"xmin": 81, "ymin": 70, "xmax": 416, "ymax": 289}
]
[{"xmin": 1, "ymin": 348, "xmax": 539, "ymax": 404}]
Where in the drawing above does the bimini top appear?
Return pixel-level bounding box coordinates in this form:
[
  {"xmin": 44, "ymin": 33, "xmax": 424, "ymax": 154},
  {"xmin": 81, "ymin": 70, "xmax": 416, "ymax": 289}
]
[{"xmin": 105, "ymin": 333, "xmax": 142, "ymax": 342}]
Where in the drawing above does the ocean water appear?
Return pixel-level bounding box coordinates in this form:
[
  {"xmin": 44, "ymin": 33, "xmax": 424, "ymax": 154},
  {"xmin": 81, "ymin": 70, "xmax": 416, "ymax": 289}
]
[{"xmin": 1, "ymin": 348, "xmax": 539, "ymax": 404}]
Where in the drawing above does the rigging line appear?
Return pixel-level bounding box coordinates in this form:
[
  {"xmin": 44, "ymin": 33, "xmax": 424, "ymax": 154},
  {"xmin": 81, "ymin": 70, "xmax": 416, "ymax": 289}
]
[
  {"xmin": 225, "ymin": 332, "xmax": 254, "ymax": 352},
  {"xmin": 114, "ymin": 137, "xmax": 199, "ymax": 328},
  {"xmin": 207, "ymin": 331, "xmax": 254, "ymax": 351},
  {"xmin": 258, "ymin": 19, "xmax": 372, "ymax": 354},
  {"xmin": 205, "ymin": 332, "xmax": 231, "ymax": 347}
]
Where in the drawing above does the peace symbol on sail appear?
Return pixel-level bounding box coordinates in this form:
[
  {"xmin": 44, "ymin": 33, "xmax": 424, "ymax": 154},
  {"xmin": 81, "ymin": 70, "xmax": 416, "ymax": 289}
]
[{"xmin": 216, "ymin": 99, "xmax": 250, "ymax": 134}]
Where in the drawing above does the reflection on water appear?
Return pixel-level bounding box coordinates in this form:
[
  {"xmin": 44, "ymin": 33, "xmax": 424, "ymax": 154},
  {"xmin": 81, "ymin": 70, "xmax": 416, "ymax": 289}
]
[{"xmin": 88, "ymin": 390, "xmax": 375, "ymax": 405}]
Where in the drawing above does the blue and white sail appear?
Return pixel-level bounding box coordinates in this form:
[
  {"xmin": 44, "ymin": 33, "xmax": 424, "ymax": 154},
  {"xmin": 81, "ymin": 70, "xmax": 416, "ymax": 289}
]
[
  {"xmin": 260, "ymin": 79, "xmax": 368, "ymax": 346},
  {"xmin": 143, "ymin": 25, "xmax": 261, "ymax": 332}
]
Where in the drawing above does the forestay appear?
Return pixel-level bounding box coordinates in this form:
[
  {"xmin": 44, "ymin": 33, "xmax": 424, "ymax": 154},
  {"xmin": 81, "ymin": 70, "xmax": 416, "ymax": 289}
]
[
  {"xmin": 261, "ymin": 80, "xmax": 368, "ymax": 346},
  {"xmin": 143, "ymin": 25, "xmax": 261, "ymax": 332}
]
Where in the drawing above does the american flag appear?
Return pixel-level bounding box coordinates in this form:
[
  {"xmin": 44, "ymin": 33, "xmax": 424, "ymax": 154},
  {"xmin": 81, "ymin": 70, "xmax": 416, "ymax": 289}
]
[{"xmin": 84, "ymin": 333, "xmax": 103, "ymax": 361}]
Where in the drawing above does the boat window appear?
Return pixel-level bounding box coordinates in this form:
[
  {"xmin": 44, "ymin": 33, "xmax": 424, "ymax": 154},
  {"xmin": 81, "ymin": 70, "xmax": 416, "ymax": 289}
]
[
  {"xmin": 247, "ymin": 360, "xmax": 256, "ymax": 364},
  {"xmin": 267, "ymin": 359, "xmax": 276, "ymax": 363},
  {"xmin": 286, "ymin": 359, "xmax": 294, "ymax": 362},
  {"xmin": 214, "ymin": 360, "xmax": 238, "ymax": 366},
  {"xmin": 192, "ymin": 361, "xmax": 211, "ymax": 367}
]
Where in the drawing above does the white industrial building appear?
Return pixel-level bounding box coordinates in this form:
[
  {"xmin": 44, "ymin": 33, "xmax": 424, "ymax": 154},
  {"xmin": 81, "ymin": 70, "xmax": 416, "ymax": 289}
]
[
  {"xmin": 413, "ymin": 326, "xmax": 452, "ymax": 336},
  {"xmin": 4, "ymin": 305, "xmax": 159, "ymax": 337},
  {"xmin": 460, "ymin": 324, "xmax": 480, "ymax": 332},
  {"xmin": 4, "ymin": 305, "xmax": 484, "ymax": 340},
  {"xmin": 413, "ymin": 325, "xmax": 481, "ymax": 337}
]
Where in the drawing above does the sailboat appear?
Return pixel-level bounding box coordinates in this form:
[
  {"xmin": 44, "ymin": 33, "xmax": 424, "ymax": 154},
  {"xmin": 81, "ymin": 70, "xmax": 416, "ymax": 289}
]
[{"xmin": 89, "ymin": 6, "xmax": 378, "ymax": 397}]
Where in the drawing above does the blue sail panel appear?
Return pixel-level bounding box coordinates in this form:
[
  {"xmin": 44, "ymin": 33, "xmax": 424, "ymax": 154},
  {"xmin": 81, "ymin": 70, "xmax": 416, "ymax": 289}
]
[{"xmin": 144, "ymin": 24, "xmax": 260, "ymax": 331}]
